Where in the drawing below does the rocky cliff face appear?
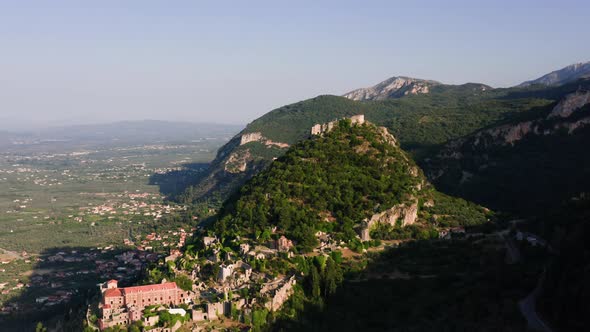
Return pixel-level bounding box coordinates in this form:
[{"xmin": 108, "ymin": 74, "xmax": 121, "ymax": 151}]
[
  {"xmin": 343, "ymin": 76, "xmax": 440, "ymax": 101},
  {"xmin": 361, "ymin": 200, "xmax": 419, "ymax": 241},
  {"xmin": 239, "ymin": 132, "xmax": 290, "ymax": 148},
  {"xmin": 426, "ymin": 89, "xmax": 590, "ymax": 156},
  {"xmin": 518, "ymin": 61, "xmax": 590, "ymax": 87},
  {"xmin": 548, "ymin": 90, "xmax": 590, "ymax": 119},
  {"xmin": 423, "ymin": 83, "xmax": 590, "ymax": 213},
  {"xmin": 240, "ymin": 132, "xmax": 263, "ymax": 145},
  {"xmin": 225, "ymin": 149, "xmax": 251, "ymax": 173},
  {"xmin": 470, "ymin": 90, "xmax": 590, "ymax": 147}
]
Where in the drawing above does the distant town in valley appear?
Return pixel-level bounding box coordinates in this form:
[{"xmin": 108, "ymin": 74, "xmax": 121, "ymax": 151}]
[
  {"xmin": 0, "ymin": 121, "xmax": 241, "ymax": 330},
  {"xmin": 2, "ymin": 2, "xmax": 589, "ymax": 331}
]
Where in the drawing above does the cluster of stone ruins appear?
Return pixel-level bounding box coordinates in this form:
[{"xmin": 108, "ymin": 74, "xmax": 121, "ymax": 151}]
[
  {"xmin": 96, "ymin": 114, "xmax": 435, "ymax": 330},
  {"xmin": 98, "ymin": 233, "xmax": 298, "ymax": 330},
  {"xmin": 310, "ymin": 114, "xmax": 365, "ymax": 136}
]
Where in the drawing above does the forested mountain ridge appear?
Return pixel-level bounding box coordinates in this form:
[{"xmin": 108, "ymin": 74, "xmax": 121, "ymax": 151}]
[
  {"xmin": 198, "ymin": 119, "xmax": 536, "ymax": 332},
  {"xmin": 518, "ymin": 61, "xmax": 590, "ymax": 87},
  {"xmin": 213, "ymin": 119, "xmax": 490, "ymax": 252},
  {"xmin": 175, "ymin": 62, "xmax": 590, "ymax": 207},
  {"xmin": 424, "ymin": 78, "xmax": 590, "ymax": 213},
  {"xmin": 180, "ymin": 84, "xmax": 553, "ymax": 204},
  {"xmin": 342, "ymin": 76, "xmax": 443, "ymax": 101}
]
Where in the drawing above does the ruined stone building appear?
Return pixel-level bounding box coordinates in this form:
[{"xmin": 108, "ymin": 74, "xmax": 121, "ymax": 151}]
[{"xmin": 310, "ymin": 114, "xmax": 365, "ymax": 136}]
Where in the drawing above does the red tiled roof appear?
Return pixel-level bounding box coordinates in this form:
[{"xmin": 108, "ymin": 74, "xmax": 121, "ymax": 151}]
[
  {"xmin": 104, "ymin": 288, "xmax": 122, "ymax": 297},
  {"xmin": 122, "ymin": 282, "xmax": 178, "ymax": 294},
  {"xmin": 107, "ymin": 279, "xmax": 118, "ymax": 284}
]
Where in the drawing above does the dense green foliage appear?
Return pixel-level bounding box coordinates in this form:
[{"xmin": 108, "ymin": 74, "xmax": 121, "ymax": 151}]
[
  {"xmin": 183, "ymin": 81, "xmax": 555, "ymax": 204},
  {"xmin": 528, "ymin": 197, "xmax": 590, "ymax": 331},
  {"xmin": 216, "ymin": 121, "xmax": 421, "ymax": 251},
  {"xmin": 246, "ymin": 85, "xmax": 551, "ymax": 155},
  {"xmin": 426, "ymin": 79, "xmax": 590, "ymax": 213},
  {"xmin": 269, "ymin": 239, "xmax": 540, "ymax": 332},
  {"xmin": 213, "ymin": 121, "xmax": 490, "ymax": 253},
  {"xmin": 422, "ymin": 191, "xmax": 490, "ymax": 227}
]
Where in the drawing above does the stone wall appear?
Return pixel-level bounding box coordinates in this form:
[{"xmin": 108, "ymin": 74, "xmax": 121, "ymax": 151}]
[
  {"xmin": 311, "ymin": 114, "xmax": 365, "ymax": 136},
  {"xmin": 264, "ymin": 276, "xmax": 296, "ymax": 311}
]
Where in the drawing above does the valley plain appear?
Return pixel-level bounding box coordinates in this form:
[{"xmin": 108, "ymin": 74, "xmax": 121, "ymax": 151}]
[{"xmin": 0, "ymin": 122, "xmax": 239, "ymax": 329}]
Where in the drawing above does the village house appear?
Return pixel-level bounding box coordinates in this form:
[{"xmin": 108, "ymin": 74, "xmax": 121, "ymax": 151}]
[
  {"xmin": 276, "ymin": 235, "xmax": 294, "ymax": 252},
  {"xmin": 239, "ymin": 243, "xmax": 250, "ymax": 255},
  {"xmin": 203, "ymin": 236, "xmax": 218, "ymax": 247},
  {"xmin": 165, "ymin": 249, "xmax": 182, "ymax": 263},
  {"xmin": 217, "ymin": 261, "xmax": 253, "ymax": 284}
]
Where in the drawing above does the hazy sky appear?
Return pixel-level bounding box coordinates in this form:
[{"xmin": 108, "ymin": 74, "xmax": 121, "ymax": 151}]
[{"xmin": 1, "ymin": 0, "xmax": 589, "ymax": 130}]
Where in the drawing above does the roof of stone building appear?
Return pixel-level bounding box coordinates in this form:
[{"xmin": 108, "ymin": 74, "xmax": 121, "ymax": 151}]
[
  {"xmin": 104, "ymin": 288, "xmax": 123, "ymax": 298},
  {"xmin": 121, "ymin": 282, "xmax": 178, "ymax": 294}
]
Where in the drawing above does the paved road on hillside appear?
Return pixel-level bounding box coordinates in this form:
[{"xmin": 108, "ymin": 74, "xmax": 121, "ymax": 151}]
[
  {"xmin": 519, "ymin": 270, "xmax": 553, "ymax": 332},
  {"xmin": 501, "ymin": 229, "xmax": 553, "ymax": 332}
]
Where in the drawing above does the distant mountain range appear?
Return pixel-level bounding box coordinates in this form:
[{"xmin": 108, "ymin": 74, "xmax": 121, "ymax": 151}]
[
  {"xmin": 199, "ymin": 61, "xmax": 590, "ymax": 331},
  {"xmin": 181, "ymin": 62, "xmax": 590, "ymax": 205},
  {"xmin": 518, "ymin": 61, "xmax": 590, "ymax": 87},
  {"xmin": 115, "ymin": 60, "xmax": 590, "ymax": 332},
  {"xmin": 424, "ymin": 79, "xmax": 590, "ymax": 213},
  {"xmin": 342, "ymin": 76, "xmax": 443, "ymax": 101}
]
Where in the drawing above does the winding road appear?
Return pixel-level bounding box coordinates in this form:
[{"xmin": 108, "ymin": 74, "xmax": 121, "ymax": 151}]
[
  {"xmin": 519, "ymin": 270, "xmax": 552, "ymax": 332},
  {"xmin": 500, "ymin": 230, "xmax": 553, "ymax": 332}
]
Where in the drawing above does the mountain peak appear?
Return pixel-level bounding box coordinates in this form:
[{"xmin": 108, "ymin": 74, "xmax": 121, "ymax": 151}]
[
  {"xmin": 343, "ymin": 76, "xmax": 440, "ymax": 101},
  {"xmin": 518, "ymin": 61, "xmax": 590, "ymax": 87}
]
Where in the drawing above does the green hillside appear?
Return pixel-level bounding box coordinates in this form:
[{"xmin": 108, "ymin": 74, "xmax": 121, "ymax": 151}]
[
  {"xmin": 424, "ymin": 78, "xmax": 590, "ymax": 213},
  {"xmin": 214, "ymin": 120, "xmax": 489, "ymax": 252},
  {"xmin": 181, "ymin": 83, "xmax": 554, "ymax": 205},
  {"xmin": 245, "ymin": 84, "xmax": 551, "ymax": 154}
]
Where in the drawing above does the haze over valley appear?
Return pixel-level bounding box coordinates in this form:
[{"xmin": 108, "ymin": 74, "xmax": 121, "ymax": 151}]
[{"xmin": 1, "ymin": 1, "xmax": 589, "ymax": 332}]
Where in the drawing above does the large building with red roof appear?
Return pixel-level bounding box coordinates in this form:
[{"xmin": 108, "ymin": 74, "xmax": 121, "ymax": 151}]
[{"xmin": 98, "ymin": 279, "xmax": 193, "ymax": 330}]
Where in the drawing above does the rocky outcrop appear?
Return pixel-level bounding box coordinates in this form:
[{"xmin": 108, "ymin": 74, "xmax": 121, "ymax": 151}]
[
  {"xmin": 564, "ymin": 117, "xmax": 590, "ymax": 133},
  {"xmin": 311, "ymin": 114, "xmax": 365, "ymax": 136},
  {"xmin": 239, "ymin": 132, "xmax": 290, "ymax": 148},
  {"xmin": 240, "ymin": 132, "xmax": 263, "ymax": 145},
  {"xmin": 343, "ymin": 77, "xmax": 440, "ymax": 101},
  {"xmin": 480, "ymin": 121, "xmax": 535, "ymax": 146},
  {"xmin": 378, "ymin": 126, "xmax": 398, "ymax": 146},
  {"xmin": 467, "ymin": 91, "xmax": 590, "ymax": 147},
  {"xmin": 224, "ymin": 149, "xmax": 251, "ymax": 173},
  {"xmin": 548, "ymin": 90, "xmax": 590, "ymax": 119},
  {"xmin": 265, "ymin": 140, "xmax": 290, "ymax": 148},
  {"xmin": 361, "ymin": 200, "xmax": 419, "ymax": 241},
  {"xmin": 424, "ymin": 85, "xmax": 590, "ymax": 196}
]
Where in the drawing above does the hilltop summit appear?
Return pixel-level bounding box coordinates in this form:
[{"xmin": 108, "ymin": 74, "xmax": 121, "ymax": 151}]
[
  {"xmin": 343, "ymin": 76, "xmax": 440, "ymax": 101},
  {"xmin": 215, "ymin": 118, "xmax": 488, "ymax": 252},
  {"xmin": 518, "ymin": 61, "xmax": 590, "ymax": 87}
]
